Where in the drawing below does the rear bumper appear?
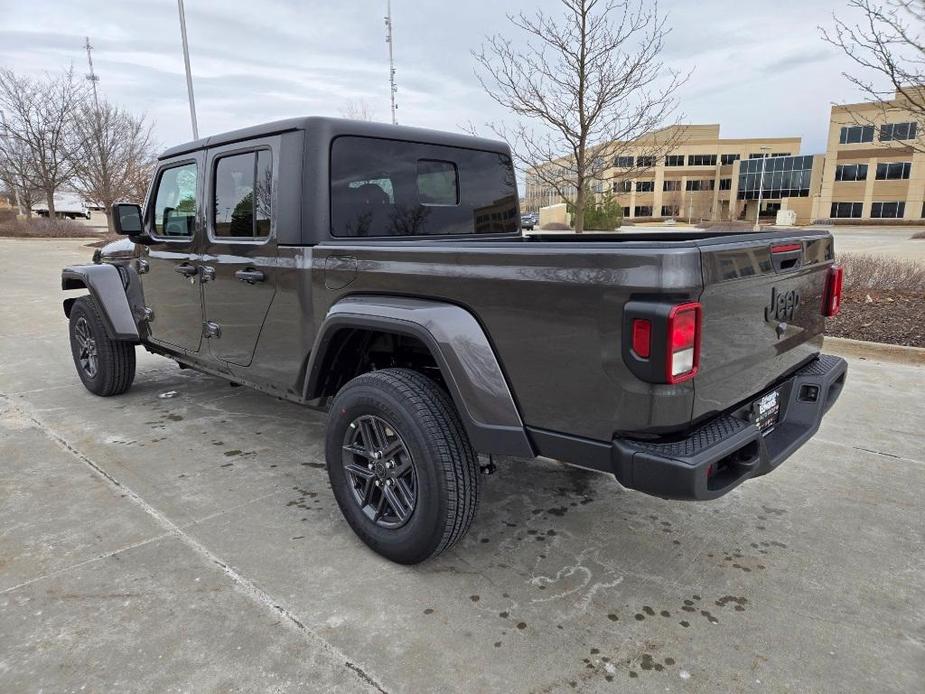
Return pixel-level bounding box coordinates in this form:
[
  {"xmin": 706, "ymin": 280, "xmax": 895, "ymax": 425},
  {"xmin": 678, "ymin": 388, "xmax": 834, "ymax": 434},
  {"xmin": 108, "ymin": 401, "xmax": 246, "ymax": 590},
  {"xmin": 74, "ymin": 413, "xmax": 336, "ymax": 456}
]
[{"xmin": 612, "ymin": 353, "xmax": 847, "ymax": 501}]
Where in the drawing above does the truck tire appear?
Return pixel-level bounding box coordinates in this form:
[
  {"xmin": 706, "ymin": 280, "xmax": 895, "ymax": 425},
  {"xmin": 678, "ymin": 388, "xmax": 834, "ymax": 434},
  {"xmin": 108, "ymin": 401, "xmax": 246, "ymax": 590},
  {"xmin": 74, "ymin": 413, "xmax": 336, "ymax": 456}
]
[
  {"xmin": 325, "ymin": 368, "xmax": 480, "ymax": 564},
  {"xmin": 68, "ymin": 296, "xmax": 136, "ymax": 396}
]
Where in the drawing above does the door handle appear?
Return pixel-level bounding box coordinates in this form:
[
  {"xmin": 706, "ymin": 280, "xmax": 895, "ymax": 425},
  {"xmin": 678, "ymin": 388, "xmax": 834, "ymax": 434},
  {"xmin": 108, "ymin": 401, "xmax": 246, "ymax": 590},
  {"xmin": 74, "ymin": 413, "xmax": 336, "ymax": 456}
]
[
  {"xmin": 199, "ymin": 265, "xmax": 216, "ymax": 282},
  {"xmin": 175, "ymin": 263, "xmax": 198, "ymax": 277},
  {"xmin": 235, "ymin": 268, "xmax": 265, "ymax": 284}
]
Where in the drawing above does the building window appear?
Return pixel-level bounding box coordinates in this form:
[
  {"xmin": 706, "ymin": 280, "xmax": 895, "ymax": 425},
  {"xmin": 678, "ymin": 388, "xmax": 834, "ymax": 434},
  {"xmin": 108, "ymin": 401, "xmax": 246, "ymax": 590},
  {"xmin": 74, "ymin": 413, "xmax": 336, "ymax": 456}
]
[
  {"xmin": 634, "ymin": 205, "xmax": 652, "ymax": 217},
  {"xmin": 770, "ymin": 152, "xmax": 791, "ymax": 157},
  {"xmin": 737, "ymin": 155, "xmax": 814, "ymax": 200},
  {"xmin": 834, "ymin": 163, "xmax": 868, "ymax": 181},
  {"xmin": 636, "ymin": 180, "xmax": 655, "ymax": 192},
  {"xmin": 592, "ymin": 181, "xmax": 603, "ymax": 193},
  {"xmin": 830, "ymin": 201, "xmax": 863, "ymax": 218},
  {"xmin": 614, "ymin": 156, "xmax": 634, "ymax": 167},
  {"xmin": 839, "ymin": 125, "xmax": 875, "ymax": 144},
  {"xmin": 875, "ymin": 161, "xmax": 911, "ymax": 180},
  {"xmin": 636, "ymin": 155, "xmax": 656, "ymax": 167},
  {"xmin": 880, "ymin": 122, "xmax": 917, "ymax": 141},
  {"xmin": 614, "ymin": 180, "xmax": 632, "ymax": 193},
  {"xmin": 622, "ymin": 206, "xmax": 631, "ymax": 217},
  {"xmin": 720, "ymin": 153, "xmax": 740, "ymax": 166},
  {"xmin": 871, "ymin": 201, "xmax": 905, "ymax": 218},
  {"xmin": 660, "ymin": 205, "xmax": 679, "ymax": 216},
  {"xmin": 663, "ymin": 180, "xmax": 681, "ymax": 191},
  {"xmin": 748, "ymin": 153, "xmax": 767, "ymax": 159},
  {"xmin": 687, "ymin": 154, "xmax": 717, "ymax": 166},
  {"xmin": 665, "ymin": 154, "xmax": 684, "ymax": 166},
  {"xmin": 718, "ymin": 178, "xmax": 732, "ymax": 191},
  {"xmin": 686, "ymin": 179, "xmax": 715, "ymax": 191}
]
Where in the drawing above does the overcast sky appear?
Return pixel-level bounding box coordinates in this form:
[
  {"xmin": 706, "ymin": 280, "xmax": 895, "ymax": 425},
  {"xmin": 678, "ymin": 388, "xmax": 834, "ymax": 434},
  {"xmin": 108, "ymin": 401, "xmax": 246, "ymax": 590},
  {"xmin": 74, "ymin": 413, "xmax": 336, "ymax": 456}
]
[{"xmin": 0, "ymin": 0, "xmax": 880, "ymax": 157}]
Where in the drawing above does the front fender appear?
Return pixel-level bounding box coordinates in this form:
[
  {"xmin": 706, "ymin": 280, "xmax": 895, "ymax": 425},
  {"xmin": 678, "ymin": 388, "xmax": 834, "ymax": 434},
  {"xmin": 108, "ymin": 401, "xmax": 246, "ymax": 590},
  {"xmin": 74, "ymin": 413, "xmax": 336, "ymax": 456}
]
[
  {"xmin": 62, "ymin": 264, "xmax": 140, "ymax": 341},
  {"xmin": 306, "ymin": 295, "xmax": 534, "ymax": 458}
]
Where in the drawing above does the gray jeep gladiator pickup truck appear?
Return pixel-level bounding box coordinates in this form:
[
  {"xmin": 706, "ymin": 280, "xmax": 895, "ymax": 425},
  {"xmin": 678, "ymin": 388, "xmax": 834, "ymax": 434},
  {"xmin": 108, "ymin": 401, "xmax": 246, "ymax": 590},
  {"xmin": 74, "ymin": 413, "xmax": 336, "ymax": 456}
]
[{"xmin": 62, "ymin": 117, "xmax": 847, "ymax": 563}]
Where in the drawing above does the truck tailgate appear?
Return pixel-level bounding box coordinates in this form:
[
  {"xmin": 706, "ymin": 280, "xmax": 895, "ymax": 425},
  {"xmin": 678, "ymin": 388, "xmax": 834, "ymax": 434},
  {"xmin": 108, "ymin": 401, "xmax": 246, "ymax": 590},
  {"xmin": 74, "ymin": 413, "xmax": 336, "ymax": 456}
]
[{"xmin": 692, "ymin": 231, "xmax": 835, "ymax": 424}]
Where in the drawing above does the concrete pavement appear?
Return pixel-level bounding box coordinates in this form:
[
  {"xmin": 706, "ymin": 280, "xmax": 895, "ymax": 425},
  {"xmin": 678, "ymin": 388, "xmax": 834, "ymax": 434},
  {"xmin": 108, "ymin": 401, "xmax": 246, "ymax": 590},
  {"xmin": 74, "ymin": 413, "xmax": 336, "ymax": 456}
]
[{"xmin": 0, "ymin": 238, "xmax": 923, "ymax": 692}]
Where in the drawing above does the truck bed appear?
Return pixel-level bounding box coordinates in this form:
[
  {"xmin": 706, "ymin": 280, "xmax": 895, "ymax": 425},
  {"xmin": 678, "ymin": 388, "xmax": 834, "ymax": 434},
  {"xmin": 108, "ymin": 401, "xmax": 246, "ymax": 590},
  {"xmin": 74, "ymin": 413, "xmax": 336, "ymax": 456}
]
[{"xmin": 269, "ymin": 228, "xmax": 834, "ymax": 446}]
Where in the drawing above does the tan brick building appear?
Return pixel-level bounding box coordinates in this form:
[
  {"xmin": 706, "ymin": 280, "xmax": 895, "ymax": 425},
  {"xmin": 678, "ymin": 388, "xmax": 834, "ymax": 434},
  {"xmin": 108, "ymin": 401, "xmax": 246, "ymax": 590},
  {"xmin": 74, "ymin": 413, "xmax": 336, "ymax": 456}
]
[
  {"xmin": 524, "ymin": 124, "xmax": 807, "ymax": 222},
  {"xmin": 525, "ymin": 87, "xmax": 925, "ymax": 226},
  {"xmin": 818, "ymin": 88, "xmax": 925, "ymax": 221}
]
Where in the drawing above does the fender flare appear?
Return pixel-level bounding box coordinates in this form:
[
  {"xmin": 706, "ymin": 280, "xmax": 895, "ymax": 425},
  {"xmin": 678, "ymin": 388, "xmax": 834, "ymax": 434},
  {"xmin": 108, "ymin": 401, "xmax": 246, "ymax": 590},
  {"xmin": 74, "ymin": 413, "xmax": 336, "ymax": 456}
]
[
  {"xmin": 62, "ymin": 264, "xmax": 140, "ymax": 341},
  {"xmin": 304, "ymin": 295, "xmax": 534, "ymax": 458}
]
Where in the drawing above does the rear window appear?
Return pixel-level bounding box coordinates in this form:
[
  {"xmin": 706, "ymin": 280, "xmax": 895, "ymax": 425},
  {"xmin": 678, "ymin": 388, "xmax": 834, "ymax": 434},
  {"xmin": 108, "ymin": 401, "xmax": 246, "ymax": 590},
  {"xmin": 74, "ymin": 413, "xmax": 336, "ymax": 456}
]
[{"xmin": 330, "ymin": 136, "xmax": 518, "ymax": 237}]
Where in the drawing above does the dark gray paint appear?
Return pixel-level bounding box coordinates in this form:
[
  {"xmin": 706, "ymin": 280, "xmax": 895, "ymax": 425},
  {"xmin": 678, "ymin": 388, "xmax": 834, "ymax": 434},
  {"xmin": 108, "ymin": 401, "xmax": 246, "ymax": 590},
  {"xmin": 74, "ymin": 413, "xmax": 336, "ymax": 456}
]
[{"xmin": 62, "ymin": 116, "xmax": 840, "ymax": 470}]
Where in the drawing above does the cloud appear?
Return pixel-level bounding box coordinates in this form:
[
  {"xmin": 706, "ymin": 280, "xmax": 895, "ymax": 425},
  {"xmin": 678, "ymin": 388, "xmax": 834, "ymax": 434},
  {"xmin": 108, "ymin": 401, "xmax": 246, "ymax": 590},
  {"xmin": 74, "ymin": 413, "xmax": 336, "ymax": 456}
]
[{"xmin": 0, "ymin": 0, "xmax": 869, "ymax": 156}]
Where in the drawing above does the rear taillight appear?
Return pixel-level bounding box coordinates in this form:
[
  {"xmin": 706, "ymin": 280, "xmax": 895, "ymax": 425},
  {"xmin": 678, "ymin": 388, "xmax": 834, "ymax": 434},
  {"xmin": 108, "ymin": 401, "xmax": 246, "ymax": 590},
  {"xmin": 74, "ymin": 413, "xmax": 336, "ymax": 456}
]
[
  {"xmin": 823, "ymin": 265, "xmax": 844, "ymax": 317},
  {"xmin": 666, "ymin": 302, "xmax": 701, "ymax": 383},
  {"xmin": 631, "ymin": 318, "xmax": 651, "ymax": 358}
]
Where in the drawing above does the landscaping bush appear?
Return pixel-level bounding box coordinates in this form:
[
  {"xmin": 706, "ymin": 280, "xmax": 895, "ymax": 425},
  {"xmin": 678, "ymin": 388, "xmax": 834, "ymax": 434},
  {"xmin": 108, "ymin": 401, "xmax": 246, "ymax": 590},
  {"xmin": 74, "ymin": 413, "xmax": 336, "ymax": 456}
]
[
  {"xmin": 0, "ymin": 215, "xmax": 96, "ymax": 238},
  {"xmin": 838, "ymin": 253, "xmax": 925, "ymax": 293}
]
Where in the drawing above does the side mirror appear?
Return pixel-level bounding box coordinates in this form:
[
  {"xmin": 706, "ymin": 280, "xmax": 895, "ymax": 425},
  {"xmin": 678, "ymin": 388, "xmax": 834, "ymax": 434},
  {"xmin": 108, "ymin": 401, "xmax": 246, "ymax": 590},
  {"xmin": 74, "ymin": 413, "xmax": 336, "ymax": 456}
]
[{"xmin": 112, "ymin": 203, "xmax": 143, "ymax": 235}]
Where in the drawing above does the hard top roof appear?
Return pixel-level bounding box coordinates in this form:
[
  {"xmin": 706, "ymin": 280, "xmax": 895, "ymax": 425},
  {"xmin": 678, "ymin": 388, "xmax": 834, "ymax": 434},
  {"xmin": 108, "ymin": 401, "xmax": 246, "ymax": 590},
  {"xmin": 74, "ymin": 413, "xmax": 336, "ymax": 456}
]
[{"xmin": 158, "ymin": 116, "xmax": 510, "ymax": 159}]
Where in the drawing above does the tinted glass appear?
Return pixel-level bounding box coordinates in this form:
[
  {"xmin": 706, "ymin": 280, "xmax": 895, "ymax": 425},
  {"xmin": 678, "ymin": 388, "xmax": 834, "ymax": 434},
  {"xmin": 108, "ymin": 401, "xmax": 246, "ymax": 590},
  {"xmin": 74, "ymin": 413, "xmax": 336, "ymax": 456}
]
[
  {"xmin": 153, "ymin": 163, "xmax": 197, "ymax": 237},
  {"xmin": 256, "ymin": 150, "xmax": 272, "ymax": 237},
  {"xmin": 417, "ymin": 159, "xmax": 458, "ymax": 205},
  {"xmin": 331, "ymin": 137, "xmax": 518, "ymax": 237},
  {"xmin": 214, "ymin": 153, "xmax": 255, "ymax": 238},
  {"xmin": 213, "ymin": 150, "xmax": 272, "ymax": 239}
]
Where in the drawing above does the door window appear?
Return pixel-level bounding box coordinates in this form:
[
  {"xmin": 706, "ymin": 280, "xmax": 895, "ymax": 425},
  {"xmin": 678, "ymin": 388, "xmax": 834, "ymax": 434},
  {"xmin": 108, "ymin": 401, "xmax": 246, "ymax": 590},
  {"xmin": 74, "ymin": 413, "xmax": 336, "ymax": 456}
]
[
  {"xmin": 213, "ymin": 150, "xmax": 273, "ymax": 240},
  {"xmin": 152, "ymin": 163, "xmax": 198, "ymax": 238}
]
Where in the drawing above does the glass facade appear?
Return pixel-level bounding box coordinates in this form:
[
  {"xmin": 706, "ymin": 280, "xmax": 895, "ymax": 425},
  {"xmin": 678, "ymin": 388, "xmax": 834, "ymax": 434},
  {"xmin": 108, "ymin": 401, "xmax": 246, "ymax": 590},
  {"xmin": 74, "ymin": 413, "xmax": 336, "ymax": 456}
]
[{"xmin": 737, "ymin": 155, "xmax": 813, "ymax": 200}]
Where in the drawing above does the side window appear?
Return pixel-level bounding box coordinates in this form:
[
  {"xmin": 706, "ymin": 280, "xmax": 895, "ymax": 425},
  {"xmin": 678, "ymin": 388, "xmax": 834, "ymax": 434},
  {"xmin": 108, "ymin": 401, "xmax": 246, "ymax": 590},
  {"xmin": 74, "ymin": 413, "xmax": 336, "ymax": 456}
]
[
  {"xmin": 417, "ymin": 160, "xmax": 458, "ymax": 205},
  {"xmin": 213, "ymin": 150, "xmax": 273, "ymax": 240},
  {"xmin": 330, "ymin": 136, "xmax": 518, "ymax": 237},
  {"xmin": 153, "ymin": 163, "xmax": 198, "ymax": 238}
]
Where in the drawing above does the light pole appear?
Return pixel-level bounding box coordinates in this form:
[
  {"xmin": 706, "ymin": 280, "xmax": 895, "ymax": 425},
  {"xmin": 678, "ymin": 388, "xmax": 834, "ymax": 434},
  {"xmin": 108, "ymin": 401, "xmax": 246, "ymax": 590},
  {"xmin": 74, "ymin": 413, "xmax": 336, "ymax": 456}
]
[
  {"xmin": 177, "ymin": 0, "xmax": 199, "ymax": 140},
  {"xmin": 753, "ymin": 145, "xmax": 770, "ymax": 231}
]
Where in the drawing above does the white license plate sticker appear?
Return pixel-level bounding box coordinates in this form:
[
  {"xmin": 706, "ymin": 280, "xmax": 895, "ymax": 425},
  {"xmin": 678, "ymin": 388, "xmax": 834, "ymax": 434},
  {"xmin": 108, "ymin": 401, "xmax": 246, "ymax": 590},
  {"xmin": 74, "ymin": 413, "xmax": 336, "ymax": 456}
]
[{"xmin": 755, "ymin": 390, "xmax": 781, "ymax": 431}]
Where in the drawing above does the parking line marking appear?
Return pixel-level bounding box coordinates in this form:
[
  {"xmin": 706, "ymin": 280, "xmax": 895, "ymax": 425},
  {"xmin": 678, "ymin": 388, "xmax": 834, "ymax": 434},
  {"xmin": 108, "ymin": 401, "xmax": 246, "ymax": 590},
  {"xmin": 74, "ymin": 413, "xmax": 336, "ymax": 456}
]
[{"xmin": 5, "ymin": 397, "xmax": 388, "ymax": 694}]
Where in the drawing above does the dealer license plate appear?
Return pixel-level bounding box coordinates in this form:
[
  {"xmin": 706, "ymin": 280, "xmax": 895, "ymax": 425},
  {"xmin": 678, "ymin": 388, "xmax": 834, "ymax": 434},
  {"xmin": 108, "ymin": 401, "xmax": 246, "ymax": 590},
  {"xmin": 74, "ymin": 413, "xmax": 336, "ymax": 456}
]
[{"xmin": 753, "ymin": 389, "xmax": 781, "ymax": 433}]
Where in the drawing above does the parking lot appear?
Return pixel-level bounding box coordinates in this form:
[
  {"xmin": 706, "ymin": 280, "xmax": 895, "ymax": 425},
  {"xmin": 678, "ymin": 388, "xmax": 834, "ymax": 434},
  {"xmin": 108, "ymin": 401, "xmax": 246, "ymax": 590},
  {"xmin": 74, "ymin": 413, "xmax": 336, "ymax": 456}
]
[{"xmin": 1, "ymin": 237, "xmax": 923, "ymax": 692}]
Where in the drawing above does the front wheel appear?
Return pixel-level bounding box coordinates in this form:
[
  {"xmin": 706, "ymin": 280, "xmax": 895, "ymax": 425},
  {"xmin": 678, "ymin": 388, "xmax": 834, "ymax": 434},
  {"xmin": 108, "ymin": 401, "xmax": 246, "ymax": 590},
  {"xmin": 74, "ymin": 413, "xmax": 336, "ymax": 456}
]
[
  {"xmin": 325, "ymin": 368, "xmax": 480, "ymax": 564},
  {"xmin": 68, "ymin": 296, "xmax": 136, "ymax": 396}
]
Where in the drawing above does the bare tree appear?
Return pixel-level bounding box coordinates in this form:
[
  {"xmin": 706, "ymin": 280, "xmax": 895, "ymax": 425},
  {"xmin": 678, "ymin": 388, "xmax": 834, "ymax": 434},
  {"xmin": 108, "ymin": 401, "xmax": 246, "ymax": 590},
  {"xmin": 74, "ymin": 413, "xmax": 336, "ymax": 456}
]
[
  {"xmin": 0, "ymin": 119, "xmax": 41, "ymax": 216},
  {"xmin": 0, "ymin": 68, "xmax": 84, "ymax": 217},
  {"xmin": 822, "ymin": 1, "xmax": 925, "ymax": 149},
  {"xmin": 339, "ymin": 98, "xmax": 376, "ymax": 121},
  {"xmin": 71, "ymin": 98, "xmax": 157, "ymax": 232},
  {"xmin": 473, "ymin": 0, "xmax": 687, "ymax": 232}
]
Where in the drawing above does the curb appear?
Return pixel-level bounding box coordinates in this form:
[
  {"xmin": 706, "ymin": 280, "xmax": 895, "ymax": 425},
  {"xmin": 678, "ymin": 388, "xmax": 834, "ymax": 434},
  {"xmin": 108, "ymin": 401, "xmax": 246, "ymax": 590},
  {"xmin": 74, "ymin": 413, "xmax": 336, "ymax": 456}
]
[{"xmin": 823, "ymin": 336, "xmax": 925, "ymax": 366}]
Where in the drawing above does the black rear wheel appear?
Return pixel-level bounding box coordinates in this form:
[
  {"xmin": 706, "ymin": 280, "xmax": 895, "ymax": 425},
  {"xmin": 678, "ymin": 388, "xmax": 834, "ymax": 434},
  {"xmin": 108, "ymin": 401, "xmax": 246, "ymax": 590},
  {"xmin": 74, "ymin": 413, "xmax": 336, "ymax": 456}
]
[
  {"xmin": 68, "ymin": 296, "xmax": 136, "ymax": 396},
  {"xmin": 325, "ymin": 368, "xmax": 480, "ymax": 564}
]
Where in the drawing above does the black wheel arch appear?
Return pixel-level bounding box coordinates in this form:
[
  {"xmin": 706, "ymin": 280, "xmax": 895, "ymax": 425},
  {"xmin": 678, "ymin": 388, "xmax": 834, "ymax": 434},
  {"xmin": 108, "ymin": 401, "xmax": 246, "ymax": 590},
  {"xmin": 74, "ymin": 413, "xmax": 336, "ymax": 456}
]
[
  {"xmin": 61, "ymin": 264, "xmax": 142, "ymax": 342},
  {"xmin": 304, "ymin": 296, "xmax": 534, "ymax": 458}
]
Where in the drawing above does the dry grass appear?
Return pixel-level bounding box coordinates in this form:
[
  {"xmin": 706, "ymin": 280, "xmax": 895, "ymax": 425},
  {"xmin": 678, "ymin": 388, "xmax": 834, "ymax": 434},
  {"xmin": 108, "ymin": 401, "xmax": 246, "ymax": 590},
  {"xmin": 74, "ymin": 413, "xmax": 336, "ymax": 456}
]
[
  {"xmin": 838, "ymin": 253, "xmax": 925, "ymax": 293},
  {"xmin": 0, "ymin": 214, "xmax": 98, "ymax": 239}
]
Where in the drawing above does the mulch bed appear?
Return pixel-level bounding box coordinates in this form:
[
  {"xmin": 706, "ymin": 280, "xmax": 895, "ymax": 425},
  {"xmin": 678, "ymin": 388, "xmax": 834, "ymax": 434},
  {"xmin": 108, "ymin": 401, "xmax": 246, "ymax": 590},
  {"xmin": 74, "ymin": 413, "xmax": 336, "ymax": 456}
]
[{"xmin": 826, "ymin": 290, "xmax": 924, "ymax": 348}]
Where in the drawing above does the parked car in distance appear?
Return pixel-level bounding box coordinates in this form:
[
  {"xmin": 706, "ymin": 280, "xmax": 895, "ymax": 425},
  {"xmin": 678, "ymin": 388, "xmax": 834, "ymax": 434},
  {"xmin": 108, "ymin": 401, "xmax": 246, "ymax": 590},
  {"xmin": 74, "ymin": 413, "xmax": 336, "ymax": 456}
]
[
  {"xmin": 521, "ymin": 212, "xmax": 537, "ymax": 230},
  {"xmin": 61, "ymin": 116, "xmax": 847, "ymax": 564}
]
